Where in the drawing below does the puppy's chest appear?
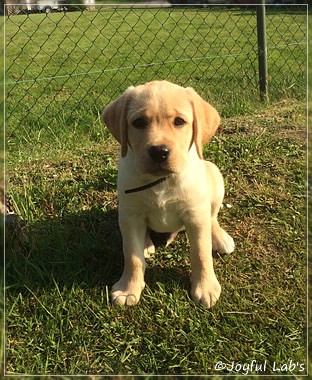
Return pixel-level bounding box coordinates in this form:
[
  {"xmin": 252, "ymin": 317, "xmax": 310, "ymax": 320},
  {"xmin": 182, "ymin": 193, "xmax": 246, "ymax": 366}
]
[{"xmin": 144, "ymin": 191, "xmax": 184, "ymax": 233}]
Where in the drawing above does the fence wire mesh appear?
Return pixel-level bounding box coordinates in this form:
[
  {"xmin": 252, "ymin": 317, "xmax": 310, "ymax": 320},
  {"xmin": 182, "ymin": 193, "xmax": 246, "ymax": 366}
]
[{"xmin": 5, "ymin": 5, "xmax": 307, "ymax": 131}]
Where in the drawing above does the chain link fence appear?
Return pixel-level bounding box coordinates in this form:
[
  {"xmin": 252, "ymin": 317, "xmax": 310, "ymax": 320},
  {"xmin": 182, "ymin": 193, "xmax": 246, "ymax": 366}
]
[{"xmin": 5, "ymin": 4, "xmax": 307, "ymax": 132}]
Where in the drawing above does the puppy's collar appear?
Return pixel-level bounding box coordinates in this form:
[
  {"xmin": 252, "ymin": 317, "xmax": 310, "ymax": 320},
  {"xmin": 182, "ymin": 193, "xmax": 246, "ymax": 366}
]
[{"xmin": 125, "ymin": 177, "xmax": 168, "ymax": 194}]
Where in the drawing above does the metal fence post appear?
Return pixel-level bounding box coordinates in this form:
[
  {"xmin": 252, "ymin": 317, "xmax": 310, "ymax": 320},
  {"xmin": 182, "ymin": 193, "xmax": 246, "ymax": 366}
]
[{"xmin": 256, "ymin": 0, "xmax": 268, "ymax": 101}]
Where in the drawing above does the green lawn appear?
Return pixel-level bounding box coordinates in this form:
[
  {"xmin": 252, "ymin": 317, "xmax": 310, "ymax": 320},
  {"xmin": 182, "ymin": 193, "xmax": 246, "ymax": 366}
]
[{"xmin": 4, "ymin": 6, "xmax": 307, "ymax": 376}]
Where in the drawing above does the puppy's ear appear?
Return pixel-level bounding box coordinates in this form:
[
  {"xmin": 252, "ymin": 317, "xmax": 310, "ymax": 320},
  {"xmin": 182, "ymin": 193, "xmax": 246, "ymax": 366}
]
[
  {"xmin": 187, "ymin": 88, "xmax": 220, "ymax": 159},
  {"xmin": 102, "ymin": 87, "xmax": 134, "ymax": 157}
]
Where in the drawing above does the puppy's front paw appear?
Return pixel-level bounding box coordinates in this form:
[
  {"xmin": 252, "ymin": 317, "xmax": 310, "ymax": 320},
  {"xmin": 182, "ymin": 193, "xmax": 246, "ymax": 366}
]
[
  {"xmin": 111, "ymin": 279, "xmax": 145, "ymax": 306},
  {"xmin": 191, "ymin": 277, "xmax": 221, "ymax": 308}
]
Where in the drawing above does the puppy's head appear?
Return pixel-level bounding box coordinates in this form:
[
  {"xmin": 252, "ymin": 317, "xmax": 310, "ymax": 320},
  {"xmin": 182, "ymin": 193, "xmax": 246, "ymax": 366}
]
[{"xmin": 102, "ymin": 81, "xmax": 220, "ymax": 176}]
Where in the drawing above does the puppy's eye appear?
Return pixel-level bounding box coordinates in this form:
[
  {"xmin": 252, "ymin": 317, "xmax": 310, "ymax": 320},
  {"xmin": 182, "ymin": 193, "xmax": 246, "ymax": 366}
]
[
  {"xmin": 174, "ymin": 117, "xmax": 186, "ymax": 127},
  {"xmin": 132, "ymin": 118, "xmax": 148, "ymax": 129}
]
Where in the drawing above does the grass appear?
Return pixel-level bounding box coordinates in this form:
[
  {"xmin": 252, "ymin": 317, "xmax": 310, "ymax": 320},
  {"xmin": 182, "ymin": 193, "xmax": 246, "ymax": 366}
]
[
  {"xmin": 4, "ymin": 5, "xmax": 307, "ymax": 377},
  {"xmin": 5, "ymin": 103, "xmax": 307, "ymax": 375},
  {"xmin": 5, "ymin": 5, "xmax": 306, "ymax": 131}
]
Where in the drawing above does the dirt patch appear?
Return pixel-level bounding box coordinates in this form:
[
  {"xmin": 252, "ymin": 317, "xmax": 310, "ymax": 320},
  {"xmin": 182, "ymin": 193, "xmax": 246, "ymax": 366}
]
[{"xmin": 222, "ymin": 99, "xmax": 306, "ymax": 143}]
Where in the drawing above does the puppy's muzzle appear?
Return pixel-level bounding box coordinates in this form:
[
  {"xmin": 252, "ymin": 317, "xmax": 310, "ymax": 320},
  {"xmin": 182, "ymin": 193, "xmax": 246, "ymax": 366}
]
[{"xmin": 148, "ymin": 144, "xmax": 170, "ymax": 163}]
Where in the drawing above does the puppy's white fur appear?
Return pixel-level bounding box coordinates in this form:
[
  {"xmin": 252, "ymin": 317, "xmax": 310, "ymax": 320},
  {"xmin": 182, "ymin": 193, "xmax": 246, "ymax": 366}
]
[{"xmin": 103, "ymin": 80, "xmax": 234, "ymax": 307}]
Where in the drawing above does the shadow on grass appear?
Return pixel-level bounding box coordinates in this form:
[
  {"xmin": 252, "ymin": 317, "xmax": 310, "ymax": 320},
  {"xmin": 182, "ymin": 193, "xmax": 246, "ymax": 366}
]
[
  {"xmin": 5, "ymin": 208, "xmax": 191, "ymax": 298},
  {"xmin": 5, "ymin": 208, "xmax": 122, "ymax": 293}
]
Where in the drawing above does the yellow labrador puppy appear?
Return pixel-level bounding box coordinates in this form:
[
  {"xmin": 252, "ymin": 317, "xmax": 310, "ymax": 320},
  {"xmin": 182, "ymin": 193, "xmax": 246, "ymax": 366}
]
[{"xmin": 102, "ymin": 80, "xmax": 234, "ymax": 308}]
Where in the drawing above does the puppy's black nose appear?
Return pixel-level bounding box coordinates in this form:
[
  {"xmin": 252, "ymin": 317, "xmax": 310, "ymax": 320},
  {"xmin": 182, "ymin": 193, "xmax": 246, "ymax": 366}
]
[{"xmin": 148, "ymin": 145, "xmax": 170, "ymax": 163}]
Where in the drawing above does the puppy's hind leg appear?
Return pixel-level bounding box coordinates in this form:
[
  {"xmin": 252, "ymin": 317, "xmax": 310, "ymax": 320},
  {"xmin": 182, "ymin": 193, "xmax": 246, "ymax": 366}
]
[
  {"xmin": 144, "ymin": 229, "xmax": 155, "ymax": 258},
  {"xmin": 212, "ymin": 218, "xmax": 235, "ymax": 254},
  {"xmin": 206, "ymin": 161, "xmax": 235, "ymax": 254},
  {"xmin": 211, "ymin": 194, "xmax": 234, "ymax": 254}
]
